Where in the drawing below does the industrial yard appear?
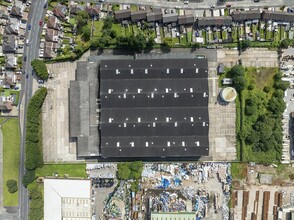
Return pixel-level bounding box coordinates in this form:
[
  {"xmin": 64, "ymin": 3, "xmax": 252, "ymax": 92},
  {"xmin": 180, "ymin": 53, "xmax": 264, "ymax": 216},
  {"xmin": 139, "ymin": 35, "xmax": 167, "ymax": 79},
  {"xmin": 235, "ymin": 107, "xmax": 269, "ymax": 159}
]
[{"xmin": 88, "ymin": 162, "xmax": 231, "ymax": 220}]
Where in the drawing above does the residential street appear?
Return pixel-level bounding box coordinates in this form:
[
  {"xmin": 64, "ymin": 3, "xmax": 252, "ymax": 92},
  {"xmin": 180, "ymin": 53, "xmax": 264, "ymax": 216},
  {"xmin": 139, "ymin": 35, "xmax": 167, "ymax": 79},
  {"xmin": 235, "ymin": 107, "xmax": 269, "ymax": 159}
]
[
  {"xmin": 76, "ymin": 0, "xmax": 293, "ymax": 9},
  {"xmin": 18, "ymin": 0, "xmax": 47, "ymax": 220}
]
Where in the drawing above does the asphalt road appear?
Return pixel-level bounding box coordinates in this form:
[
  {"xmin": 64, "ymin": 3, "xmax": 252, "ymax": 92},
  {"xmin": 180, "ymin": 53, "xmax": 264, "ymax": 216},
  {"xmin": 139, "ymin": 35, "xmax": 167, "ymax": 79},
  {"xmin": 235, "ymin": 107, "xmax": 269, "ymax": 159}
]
[
  {"xmin": 19, "ymin": 1, "xmax": 47, "ymax": 219},
  {"xmin": 77, "ymin": 0, "xmax": 293, "ymax": 9}
]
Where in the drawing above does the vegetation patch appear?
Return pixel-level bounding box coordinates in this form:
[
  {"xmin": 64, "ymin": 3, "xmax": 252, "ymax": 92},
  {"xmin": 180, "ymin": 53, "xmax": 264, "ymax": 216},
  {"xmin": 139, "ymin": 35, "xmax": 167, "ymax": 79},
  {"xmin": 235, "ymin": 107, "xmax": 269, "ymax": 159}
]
[
  {"xmin": 28, "ymin": 181, "xmax": 43, "ymax": 220},
  {"xmin": 231, "ymin": 163, "xmax": 247, "ymax": 180},
  {"xmin": 36, "ymin": 163, "xmax": 87, "ymax": 178},
  {"xmin": 2, "ymin": 118, "xmax": 20, "ymax": 206},
  {"xmin": 31, "ymin": 59, "xmax": 49, "ymax": 80},
  {"xmin": 231, "ymin": 66, "xmax": 288, "ymax": 163},
  {"xmin": 24, "ymin": 88, "xmax": 47, "ymax": 187}
]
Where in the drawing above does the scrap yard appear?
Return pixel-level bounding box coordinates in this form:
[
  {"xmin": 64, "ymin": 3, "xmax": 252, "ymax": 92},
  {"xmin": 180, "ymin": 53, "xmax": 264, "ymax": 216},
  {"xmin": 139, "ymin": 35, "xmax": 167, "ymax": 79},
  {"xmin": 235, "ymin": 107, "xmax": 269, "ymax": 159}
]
[{"xmin": 91, "ymin": 162, "xmax": 231, "ymax": 220}]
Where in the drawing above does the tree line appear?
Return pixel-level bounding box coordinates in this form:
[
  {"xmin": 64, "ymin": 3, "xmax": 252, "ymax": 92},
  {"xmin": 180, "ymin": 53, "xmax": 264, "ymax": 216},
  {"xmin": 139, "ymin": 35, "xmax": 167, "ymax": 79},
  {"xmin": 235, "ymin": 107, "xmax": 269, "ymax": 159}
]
[{"xmin": 23, "ymin": 88, "xmax": 47, "ymax": 187}]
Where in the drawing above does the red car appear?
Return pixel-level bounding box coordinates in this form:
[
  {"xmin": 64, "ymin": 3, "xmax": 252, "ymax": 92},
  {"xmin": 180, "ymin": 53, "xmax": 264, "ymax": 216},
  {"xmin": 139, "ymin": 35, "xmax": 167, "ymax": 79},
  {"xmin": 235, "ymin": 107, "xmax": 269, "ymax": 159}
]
[{"xmin": 39, "ymin": 20, "xmax": 43, "ymax": 26}]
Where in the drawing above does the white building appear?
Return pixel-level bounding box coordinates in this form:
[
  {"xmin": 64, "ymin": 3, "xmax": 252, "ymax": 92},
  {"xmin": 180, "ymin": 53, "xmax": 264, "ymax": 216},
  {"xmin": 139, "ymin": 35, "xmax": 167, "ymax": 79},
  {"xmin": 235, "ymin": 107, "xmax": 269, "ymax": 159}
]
[{"xmin": 44, "ymin": 178, "xmax": 92, "ymax": 220}]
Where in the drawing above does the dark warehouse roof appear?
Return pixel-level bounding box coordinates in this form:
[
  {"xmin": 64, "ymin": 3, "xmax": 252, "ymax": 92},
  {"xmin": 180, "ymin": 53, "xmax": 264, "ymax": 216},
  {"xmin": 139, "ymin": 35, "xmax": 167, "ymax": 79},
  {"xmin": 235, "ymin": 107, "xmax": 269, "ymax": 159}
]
[{"xmin": 99, "ymin": 58, "xmax": 209, "ymax": 159}]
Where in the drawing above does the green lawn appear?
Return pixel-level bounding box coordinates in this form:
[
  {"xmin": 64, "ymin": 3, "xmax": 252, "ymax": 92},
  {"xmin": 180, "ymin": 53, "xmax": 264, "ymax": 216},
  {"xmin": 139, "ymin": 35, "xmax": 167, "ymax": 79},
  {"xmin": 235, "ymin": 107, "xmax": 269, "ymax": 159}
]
[
  {"xmin": 35, "ymin": 164, "xmax": 87, "ymax": 178},
  {"xmin": 187, "ymin": 31, "xmax": 192, "ymax": 43},
  {"xmin": 280, "ymin": 26, "xmax": 285, "ymax": 40},
  {"xmin": 69, "ymin": 18, "xmax": 77, "ymax": 26},
  {"xmin": 266, "ymin": 30, "xmax": 273, "ymax": 41},
  {"xmin": 93, "ymin": 20, "xmax": 104, "ymax": 37},
  {"xmin": 112, "ymin": 23, "xmax": 124, "ymax": 37},
  {"xmin": 2, "ymin": 118, "xmax": 20, "ymax": 206},
  {"xmin": 221, "ymin": 31, "xmax": 227, "ymax": 40}
]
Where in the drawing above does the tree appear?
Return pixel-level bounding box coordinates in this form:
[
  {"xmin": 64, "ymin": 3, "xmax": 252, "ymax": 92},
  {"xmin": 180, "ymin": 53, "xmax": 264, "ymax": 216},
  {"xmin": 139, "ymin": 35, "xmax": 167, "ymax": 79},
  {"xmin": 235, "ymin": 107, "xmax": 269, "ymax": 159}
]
[
  {"xmin": 110, "ymin": 30, "xmax": 117, "ymax": 38},
  {"xmin": 75, "ymin": 11, "xmax": 89, "ymax": 31},
  {"xmin": 6, "ymin": 179, "xmax": 18, "ymax": 193},
  {"xmin": 239, "ymin": 40, "xmax": 251, "ymax": 51},
  {"xmin": 229, "ymin": 65, "xmax": 245, "ymax": 77},
  {"xmin": 280, "ymin": 39, "xmax": 290, "ymax": 48},
  {"xmin": 245, "ymin": 131, "xmax": 259, "ymax": 145},
  {"xmin": 90, "ymin": 38, "xmax": 99, "ymax": 49},
  {"xmin": 31, "ymin": 59, "xmax": 49, "ymax": 80},
  {"xmin": 248, "ymin": 84, "xmax": 254, "ymax": 90},
  {"xmin": 268, "ymin": 96, "xmax": 286, "ymax": 116},
  {"xmin": 81, "ymin": 25, "xmax": 91, "ymax": 41},
  {"xmin": 146, "ymin": 37, "xmax": 155, "ymax": 48},
  {"xmin": 103, "ymin": 17, "xmax": 113, "ymax": 30},
  {"xmin": 245, "ymin": 104, "xmax": 257, "ymax": 116},
  {"xmin": 233, "ymin": 75, "xmax": 246, "ymax": 92},
  {"xmin": 23, "ymin": 170, "xmax": 36, "ymax": 187},
  {"xmin": 117, "ymin": 163, "xmax": 130, "ymax": 180}
]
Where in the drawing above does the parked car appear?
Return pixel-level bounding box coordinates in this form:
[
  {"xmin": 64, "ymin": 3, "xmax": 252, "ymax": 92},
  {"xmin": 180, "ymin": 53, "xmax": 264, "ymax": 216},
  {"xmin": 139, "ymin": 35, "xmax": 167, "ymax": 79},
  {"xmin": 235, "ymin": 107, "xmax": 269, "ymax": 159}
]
[
  {"xmin": 44, "ymin": 2, "xmax": 47, "ymax": 8},
  {"xmin": 38, "ymin": 79, "xmax": 44, "ymax": 83},
  {"xmin": 28, "ymin": 24, "xmax": 31, "ymax": 30},
  {"xmin": 39, "ymin": 20, "xmax": 43, "ymax": 26},
  {"xmin": 24, "ymin": 56, "xmax": 27, "ymax": 62},
  {"xmin": 26, "ymin": 74, "xmax": 28, "ymax": 79}
]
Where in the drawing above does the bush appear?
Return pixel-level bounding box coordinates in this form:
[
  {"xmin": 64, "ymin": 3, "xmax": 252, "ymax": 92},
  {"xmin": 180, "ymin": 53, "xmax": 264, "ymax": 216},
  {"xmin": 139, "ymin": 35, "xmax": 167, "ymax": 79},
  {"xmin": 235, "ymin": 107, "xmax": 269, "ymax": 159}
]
[
  {"xmin": 22, "ymin": 170, "xmax": 36, "ymax": 187},
  {"xmin": 263, "ymin": 86, "xmax": 271, "ymax": 93},
  {"xmin": 31, "ymin": 59, "xmax": 49, "ymax": 80},
  {"xmin": 6, "ymin": 179, "xmax": 18, "ymax": 194},
  {"xmin": 248, "ymin": 84, "xmax": 254, "ymax": 90},
  {"xmin": 239, "ymin": 40, "xmax": 251, "ymax": 51}
]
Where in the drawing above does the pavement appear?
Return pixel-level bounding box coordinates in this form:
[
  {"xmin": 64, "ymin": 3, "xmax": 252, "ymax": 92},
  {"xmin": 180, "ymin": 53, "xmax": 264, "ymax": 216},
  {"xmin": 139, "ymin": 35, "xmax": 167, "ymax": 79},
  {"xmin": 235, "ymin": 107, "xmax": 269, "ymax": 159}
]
[
  {"xmin": 76, "ymin": 0, "xmax": 293, "ymax": 9},
  {"xmin": 18, "ymin": 0, "xmax": 47, "ymax": 219}
]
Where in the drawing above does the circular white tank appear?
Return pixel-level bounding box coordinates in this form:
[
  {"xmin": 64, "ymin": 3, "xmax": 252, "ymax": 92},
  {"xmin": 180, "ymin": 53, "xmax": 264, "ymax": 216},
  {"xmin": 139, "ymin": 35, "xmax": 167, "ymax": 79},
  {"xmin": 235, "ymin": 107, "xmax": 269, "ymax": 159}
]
[{"xmin": 220, "ymin": 87, "xmax": 237, "ymax": 102}]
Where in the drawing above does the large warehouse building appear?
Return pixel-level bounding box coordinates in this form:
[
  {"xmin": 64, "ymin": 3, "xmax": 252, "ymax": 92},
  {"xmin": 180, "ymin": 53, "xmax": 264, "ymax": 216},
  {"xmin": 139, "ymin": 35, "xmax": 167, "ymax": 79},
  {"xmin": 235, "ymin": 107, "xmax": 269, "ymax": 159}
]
[{"xmin": 69, "ymin": 57, "xmax": 209, "ymax": 160}]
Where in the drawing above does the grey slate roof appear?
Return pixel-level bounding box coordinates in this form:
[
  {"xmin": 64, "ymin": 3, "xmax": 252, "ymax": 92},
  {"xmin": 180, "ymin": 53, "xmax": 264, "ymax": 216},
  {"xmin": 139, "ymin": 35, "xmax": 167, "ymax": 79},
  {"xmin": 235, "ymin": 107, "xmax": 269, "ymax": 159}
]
[
  {"xmin": 147, "ymin": 11, "xmax": 162, "ymax": 22},
  {"xmin": 69, "ymin": 61, "xmax": 100, "ymax": 158},
  {"xmin": 231, "ymin": 10, "xmax": 262, "ymax": 22},
  {"xmin": 178, "ymin": 14, "xmax": 194, "ymax": 25},
  {"xmin": 99, "ymin": 58, "xmax": 209, "ymax": 159},
  {"xmin": 131, "ymin": 10, "xmax": 147, "ymax": 22},
  {"xmin": 262, "ymin": 10, "xmax": 294, "ymax": 22},
  {"xmin": 114, "ymin": 9, "xmax": 131, "ymax": 20},
  {"xmin": 197, "ymin": 16, "xmax": 232, "ymax": 27},
  {"xmin": 162, "ymin": 13, "xmax": 178, "ymax": 24},
  {"xmin": 2, "ymin": 35, "xmax": 16, "ymax": 53}
]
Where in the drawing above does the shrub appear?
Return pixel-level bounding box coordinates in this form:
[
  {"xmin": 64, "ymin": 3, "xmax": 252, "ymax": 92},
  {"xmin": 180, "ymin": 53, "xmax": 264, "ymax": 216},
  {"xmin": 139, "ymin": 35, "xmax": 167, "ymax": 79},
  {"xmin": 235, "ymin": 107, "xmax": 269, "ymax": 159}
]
[
  {"xmin": 22, "ymin": 170, "xmax": 36, "ymax": 187},
  {"xmin": 263, "ymin": 86, "xmax": 271, "ymax": 93},
  {"xmin": 6, "ymin": 179, "xmax": 18, "ymax": 193},
  {"xmin": 248, "ymin": 84, "xmax": 254, "ymax": 90},
  {"xmin": 31, "ymin": 59, "xmax": 49, "ymax": 80}
]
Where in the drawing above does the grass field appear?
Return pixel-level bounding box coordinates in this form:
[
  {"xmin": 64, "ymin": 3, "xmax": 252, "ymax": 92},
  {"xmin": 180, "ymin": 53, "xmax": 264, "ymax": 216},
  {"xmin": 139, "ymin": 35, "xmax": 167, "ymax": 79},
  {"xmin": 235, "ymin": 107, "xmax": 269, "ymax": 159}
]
[
  {"xmin": 93, "ymin": 20, "xmax": 104, "ymax": 37},
  {"xmin": 2, "ymin": 118, "xmax": 20, "ymax": 206},
  {"xmin": 231, "ymin": 163, "xmax": 247, "ymax": 180},
  {"xmin": 36, "ymin": 164, "xmax": 87, "ymax": 178}
]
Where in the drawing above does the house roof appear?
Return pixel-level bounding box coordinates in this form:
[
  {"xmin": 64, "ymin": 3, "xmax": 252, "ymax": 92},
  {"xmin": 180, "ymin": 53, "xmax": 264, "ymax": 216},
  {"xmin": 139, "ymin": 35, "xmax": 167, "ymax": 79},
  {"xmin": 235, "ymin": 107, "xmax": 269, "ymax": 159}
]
[
  {"xmin": 10, "ymin": 6, "xmax": 22, "ymax": 17},
  {"xmin": 70, "ymin": 4, "xmax": 84, "ymax": 14},
  {"xmin": 45, "ymin": 29, "xmax": 59, "ymax": 41},
  {"xmin": 99, "ymin": 58, "xmax": 209, "ymax": 159},
  {"xmin": 85, "ymin": 6, "xmax": 100, "ymax": 16},
  {"xmin": 47, "ymin": 16, "xmax": 58, "ymax": 29},
  {"xmin": 43, "ymin": 47, "xmax": 53, "ymax": 58},
  {"xmin": 178, "ymin": 14, "xmax": 194, "ymax": 25},
  {"xmin": 162, "ymin": 13, "xmax": 178, "ymax": 24},
  {"xmin": 2, "ymin": 35, "xmax": 16, "ymax": 52},
  {"xmin": 44, "ymin": 179, "xmax": 91, "ymax": 220},
  {"xmin": 262, "ymin": 10, "xmax": 294, "ymax": 22},
  {"xmin": 231, "ymin": 10, "xmax": 261, "ymax": 22},
  {"xmin": 0, "ymin": 101, "xmax": 13, "ymax": 111},
  {"xmin": 131, "ymin": 10, "xmax": 147, "ymax": 21},
  {"xmin": 69, "ymin": 61, "xmax": 100, "ymax": 158},
  {"xmin": 146, "ymin": 11, "xmax": 162, "ymax": 22},
  {"xmin": 5, "ymin": 54, "xmax": 16, "ymax": 69},
  {"xmin": 52, "ymin": 7, "xmax": 66, "ymax": 18},
  {"xmin": 197, "ymin": 16, "xmax": 232, "ymax": 27},
  {"xmin": 114, "ymin": 9, "xmax": 131, "ymax": 20}
]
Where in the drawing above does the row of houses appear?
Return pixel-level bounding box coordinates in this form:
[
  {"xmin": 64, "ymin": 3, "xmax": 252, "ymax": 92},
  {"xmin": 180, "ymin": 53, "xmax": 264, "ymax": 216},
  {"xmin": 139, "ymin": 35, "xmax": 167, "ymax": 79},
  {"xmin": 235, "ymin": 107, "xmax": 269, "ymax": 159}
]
[
  {"xmin": 113, "ymin": 9, "xmax": 294, "ymax": 27},
  {"xmin": 0, "ymin": 1, "xmax": 26, "ymax": 113}
]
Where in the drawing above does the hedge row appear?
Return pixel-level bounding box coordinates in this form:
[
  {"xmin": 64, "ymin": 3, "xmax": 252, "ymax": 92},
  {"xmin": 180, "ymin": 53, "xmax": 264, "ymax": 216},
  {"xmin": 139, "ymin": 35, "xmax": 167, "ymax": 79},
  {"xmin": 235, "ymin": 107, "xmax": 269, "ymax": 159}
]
[
  {"xmin": 31, "ymin": 59, "xmax": 49, "ymax": 80},
  {"xmin": 25, "ymin": 88, "xmax": 47, "ymax": 172}
]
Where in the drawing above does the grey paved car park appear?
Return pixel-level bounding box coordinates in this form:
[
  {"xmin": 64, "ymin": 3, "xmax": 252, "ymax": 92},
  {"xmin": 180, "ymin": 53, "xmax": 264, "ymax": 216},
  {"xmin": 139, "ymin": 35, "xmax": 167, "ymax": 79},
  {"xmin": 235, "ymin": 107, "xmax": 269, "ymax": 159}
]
[{"xmin": 42, "ymin": 62, "xmax": 78, "ymax": 162}]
